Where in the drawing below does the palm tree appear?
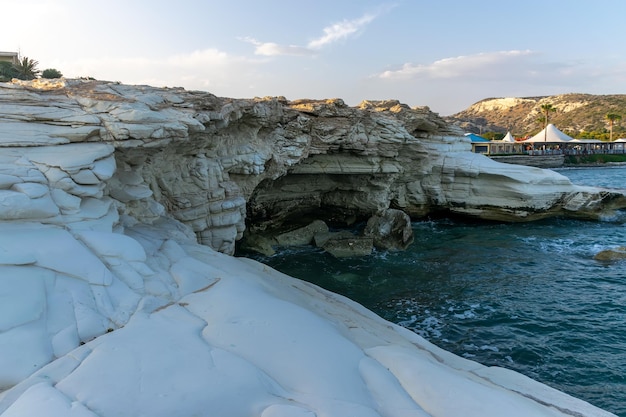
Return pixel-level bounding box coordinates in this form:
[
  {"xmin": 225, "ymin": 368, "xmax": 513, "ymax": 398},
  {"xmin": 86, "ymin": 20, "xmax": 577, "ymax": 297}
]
[
  {"xmin": 540, "ymin": 103, "xmax": 557, "ymax": 142},
  {"xmin": 12, "ymin": 56, "xmax": 40, "ymax": 80},
  {"xmin": 605, "ymin": 113, "xmax": 622, "ymax": 141}
]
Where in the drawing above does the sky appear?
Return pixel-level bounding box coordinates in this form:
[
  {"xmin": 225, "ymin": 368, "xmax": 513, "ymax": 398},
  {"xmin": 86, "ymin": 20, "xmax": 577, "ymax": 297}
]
[{"xmin": 3, "ymin": 0, "xmax": 626, "ymax": 116}]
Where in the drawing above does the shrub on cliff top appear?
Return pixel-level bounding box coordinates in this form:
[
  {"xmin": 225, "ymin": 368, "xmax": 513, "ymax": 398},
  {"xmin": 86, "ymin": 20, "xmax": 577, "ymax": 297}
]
[{"xmin": 41, "ymin": 68, "xmax": 63, "ymax": 79}]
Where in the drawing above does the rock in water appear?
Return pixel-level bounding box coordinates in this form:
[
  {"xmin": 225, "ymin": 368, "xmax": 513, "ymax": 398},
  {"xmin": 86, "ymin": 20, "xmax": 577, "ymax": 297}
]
[
  {"xmin": 274, "ymin": 220, "xmax": 329, "ymax": 246},
  {"xmin": 321, "ymin": 235, "xmax": 374, "ymax": 258},
  {"xmin": 594, "ymin": 246, "xmax": 626, "ymax": 262},
  {"xmin": 364, "ymin": 208, "xmax": 414, "ymax": 251}
]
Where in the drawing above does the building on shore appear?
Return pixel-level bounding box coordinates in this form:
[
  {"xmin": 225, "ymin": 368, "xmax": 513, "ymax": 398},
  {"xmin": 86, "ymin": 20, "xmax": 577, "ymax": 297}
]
[{"xmin": 470, "ymin": 124, "xmax": 626, "ymax": 156}]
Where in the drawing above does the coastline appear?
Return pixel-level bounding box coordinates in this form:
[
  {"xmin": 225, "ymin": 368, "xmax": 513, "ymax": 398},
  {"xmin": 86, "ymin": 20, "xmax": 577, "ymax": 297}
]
[{"xmin": 563, "ymin": 161, "xmax": 626, "ymax": 167}]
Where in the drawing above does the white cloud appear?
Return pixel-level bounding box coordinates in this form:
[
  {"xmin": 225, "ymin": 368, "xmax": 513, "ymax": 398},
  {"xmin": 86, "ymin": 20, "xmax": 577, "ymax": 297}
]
[
  {"xmin": 367, "ymin": 49, "xmax": 626, "ymax": 115},
  {"xmin": 57, "ymin": 48, "xmax": 263, "ymax": 93},
  {"xmin": 239, "ymin": 10, "xmax": 381, "ymax": 57},
  {"xmin": 240, "ymin": 37, "xmax": 315, "ymax": 57},
  {"xmin": 307, "ymin": 13, "xmax": 376, "ymax": 50},
  {"xmin": 167, "ymin": 48, "xmax": 238, "ymax": 67},
  {"xmin": 378, "ymin": 50, "xmax": 538, "ymax": 80}
]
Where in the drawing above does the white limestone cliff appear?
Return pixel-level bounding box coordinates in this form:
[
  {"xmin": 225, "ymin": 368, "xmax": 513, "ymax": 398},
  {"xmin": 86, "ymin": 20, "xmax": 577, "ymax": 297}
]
[
  {"xmin": 0, "ymin": 79, "xmax": 620, "ymax": 416},
  {"xmin": 4, "ymin": 79, "xmax": 624, "ymax": 256}
]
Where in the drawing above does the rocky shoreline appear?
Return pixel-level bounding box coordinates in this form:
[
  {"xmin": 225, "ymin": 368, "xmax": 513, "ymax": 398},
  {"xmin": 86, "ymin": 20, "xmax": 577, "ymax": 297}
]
[{"xmin": 4, "ymin": 78, "xmax": 626, "ymax": 257}]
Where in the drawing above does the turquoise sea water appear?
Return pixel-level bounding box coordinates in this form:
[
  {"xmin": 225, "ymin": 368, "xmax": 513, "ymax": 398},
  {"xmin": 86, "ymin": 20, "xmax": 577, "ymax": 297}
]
[{"xmin": 242, "ymin": 165, "xmax": 626, "ymax": 416}]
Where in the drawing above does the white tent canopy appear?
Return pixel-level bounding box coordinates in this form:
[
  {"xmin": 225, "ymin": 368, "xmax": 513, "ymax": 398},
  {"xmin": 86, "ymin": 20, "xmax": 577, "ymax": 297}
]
[
  {"xmin": 499, "ymin": 131, "xmax": 515, "ymax": 142},
  {"xmin": 571, "ymin": 138, "xmax": 602, "ymax": 143},
  {"xmin": 522, "ymin": 124, "xmax": 574, "ymax": 143}
]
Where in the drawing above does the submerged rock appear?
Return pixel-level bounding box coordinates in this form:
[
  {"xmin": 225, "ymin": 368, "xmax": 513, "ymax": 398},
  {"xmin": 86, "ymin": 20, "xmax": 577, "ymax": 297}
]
[
  {"xmin": 364, "ymin": 208, "xmax": 414, "ymax": 251},
  {"xmin": 320, "ymin": 235, "xmax": 373, "ymax": 258},
  {"xmin": 594, "ymin": 246, "xmax": 626, "ymax": 262}
]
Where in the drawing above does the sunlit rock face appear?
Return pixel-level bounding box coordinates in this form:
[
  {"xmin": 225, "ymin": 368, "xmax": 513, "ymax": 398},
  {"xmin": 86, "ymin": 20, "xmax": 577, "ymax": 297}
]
[
  {"xmin": 0, "ymin": 79, "xmax": 620, "ymax": 417},
  {"xmin": 4, "ymin": 78, "xmax": 624, "ymax": 256}
]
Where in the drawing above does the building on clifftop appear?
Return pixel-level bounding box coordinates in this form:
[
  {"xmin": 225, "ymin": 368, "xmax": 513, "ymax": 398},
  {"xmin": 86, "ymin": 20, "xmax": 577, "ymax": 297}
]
[{"xmin": 0, "ymin": 51, "xmax": 18, "ymax": 64}]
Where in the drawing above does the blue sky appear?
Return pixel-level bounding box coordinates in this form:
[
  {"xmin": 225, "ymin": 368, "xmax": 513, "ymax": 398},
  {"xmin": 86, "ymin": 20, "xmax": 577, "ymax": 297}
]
[{"xmin": 3, "ymin": 0, "xmax": 626, "ymax": 115}]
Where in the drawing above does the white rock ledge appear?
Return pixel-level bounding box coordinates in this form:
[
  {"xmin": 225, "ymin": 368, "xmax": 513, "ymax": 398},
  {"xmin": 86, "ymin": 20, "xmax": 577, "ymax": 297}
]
[{"xmin": 0, "ymin": 224, "xmax": 616, "ymax": 417}]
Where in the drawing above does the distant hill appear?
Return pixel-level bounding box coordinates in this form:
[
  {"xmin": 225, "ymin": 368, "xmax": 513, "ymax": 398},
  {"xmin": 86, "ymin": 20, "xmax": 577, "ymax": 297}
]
[{"xmin": 445, "ymin": 93, "xmax": 626, "ymax": 139}]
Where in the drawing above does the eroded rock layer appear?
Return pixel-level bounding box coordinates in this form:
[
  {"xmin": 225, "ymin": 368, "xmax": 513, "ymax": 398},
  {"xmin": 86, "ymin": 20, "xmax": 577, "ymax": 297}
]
[{"xmin": 2, "ymin": 79, "xmax": 626, "ymax": 258}]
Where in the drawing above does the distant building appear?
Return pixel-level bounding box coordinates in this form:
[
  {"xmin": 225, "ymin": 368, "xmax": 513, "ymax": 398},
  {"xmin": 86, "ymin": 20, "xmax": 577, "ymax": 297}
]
[{"xmin": 0, "ymin": 52, "xmax": 18, "ymax": 64}]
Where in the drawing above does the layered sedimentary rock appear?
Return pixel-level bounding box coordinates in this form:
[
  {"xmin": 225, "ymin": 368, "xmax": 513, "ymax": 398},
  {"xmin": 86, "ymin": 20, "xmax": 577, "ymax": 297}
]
[
  {"xmin": 3, "ymin": 78, "xmax": 625, "ymax": 256},
  {"xmin": 0, "ymin": 79, "xmax": 620, "ymax": 416}
]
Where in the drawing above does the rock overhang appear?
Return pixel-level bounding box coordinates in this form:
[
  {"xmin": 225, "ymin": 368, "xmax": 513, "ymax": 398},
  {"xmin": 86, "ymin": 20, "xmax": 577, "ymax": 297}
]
[{"xmin": 2, "ymin": 78, "xmax": 626, "ymax": 257}]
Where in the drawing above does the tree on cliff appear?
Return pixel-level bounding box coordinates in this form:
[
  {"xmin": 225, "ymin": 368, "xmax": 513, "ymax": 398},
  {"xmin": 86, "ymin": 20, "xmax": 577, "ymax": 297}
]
[
  {"xmin": 540, "ymin": 103, "xmax": 557, "ymax": 141},
  {"xmin": 0, "ymin": 62, "xmax": 18, "ymax": 81},
  {"xmin": 12, "ymin": 57, "xmax": 40, "ymax": 80},
  {"xmin": 41, "ymin": 68, "xmax": 63, "ymax": 79},
  {"xmin": 605, "ymin": 113, "xmax": 622, "ymax": 141}
]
